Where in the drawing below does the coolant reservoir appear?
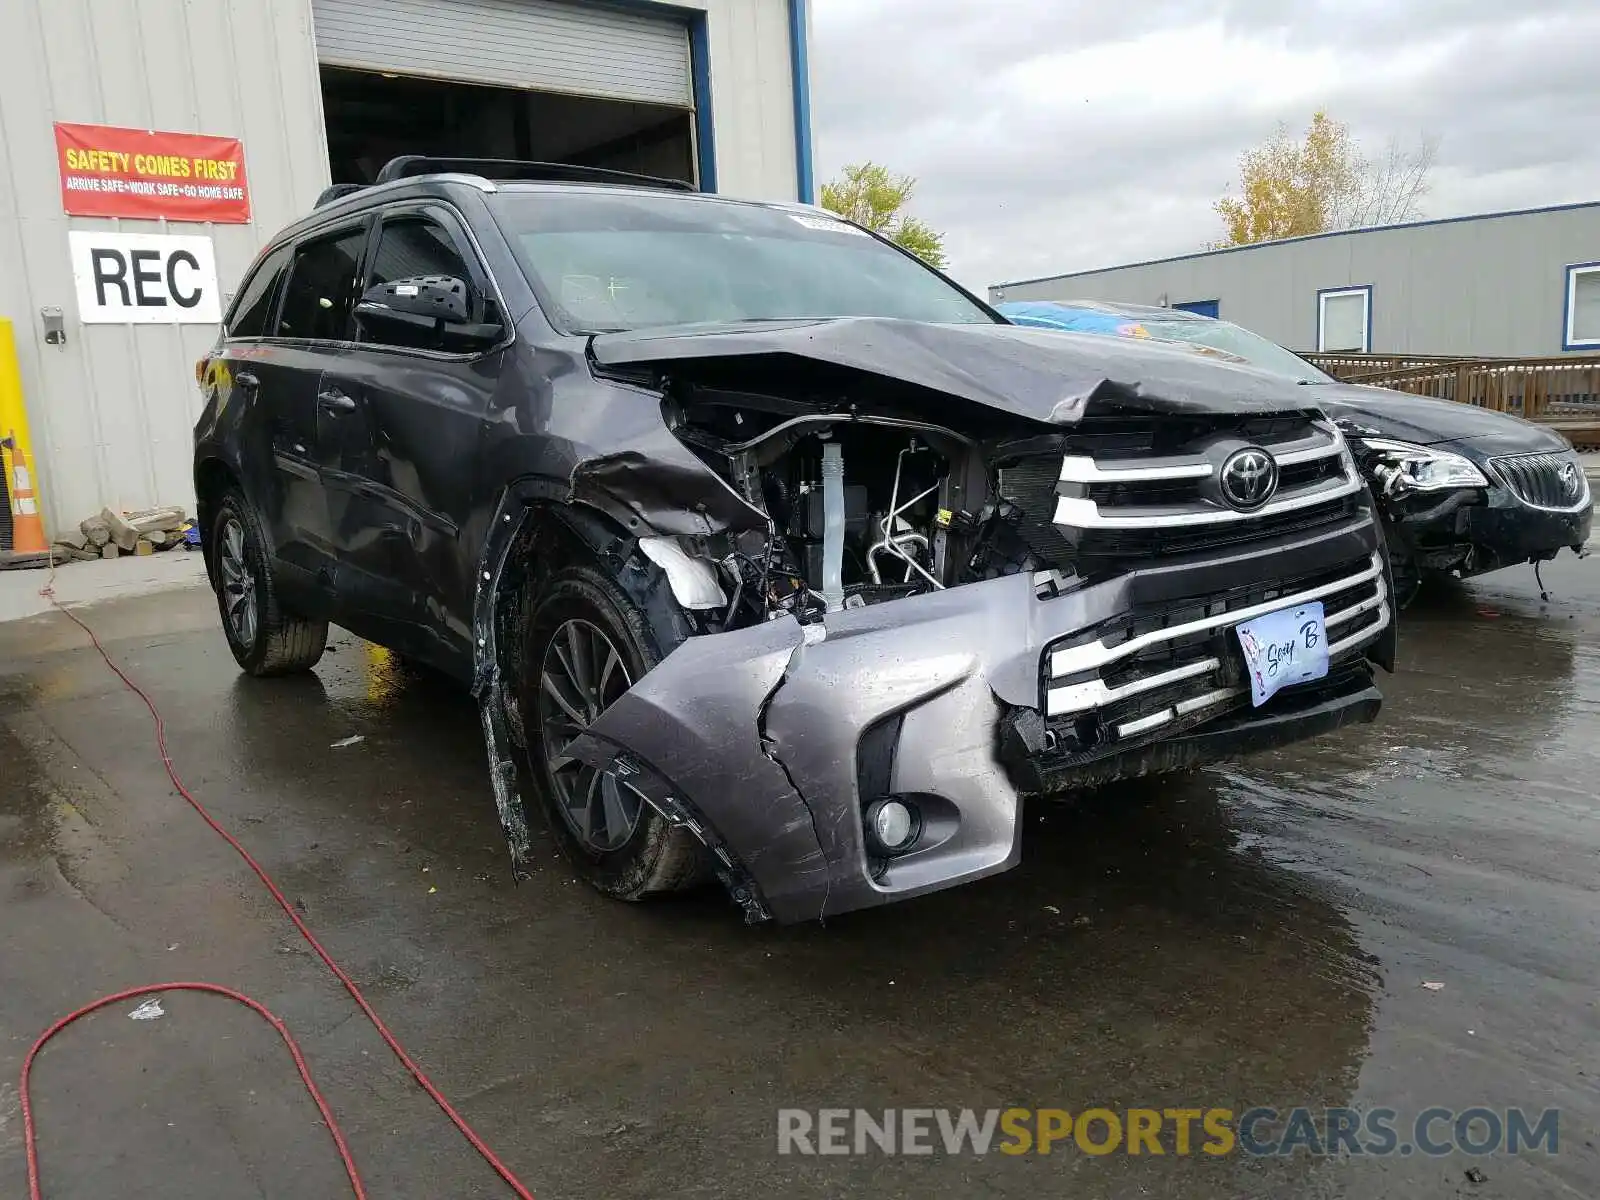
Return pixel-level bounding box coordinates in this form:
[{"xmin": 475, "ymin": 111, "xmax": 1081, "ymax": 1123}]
[{"xmin": 821, "ymin": 440, "xmax": 846, "ymax": 612}]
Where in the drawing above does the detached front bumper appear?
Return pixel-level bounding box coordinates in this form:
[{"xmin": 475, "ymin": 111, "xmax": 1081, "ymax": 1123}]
[
  {"xmin": 1384, "ymin": 487, "xmax": 1592, "ymax": 575},
  {"xmin": 567, "ymin": 518, "xmax": 1394, "ymax": 924},
  {"xmin": 1463, "ymin": 494, "xmax": 1591, "ymax": 572},
  {"xmin": 1378, "ymin": 450, "xmax": 1592, "ymax": 577}
]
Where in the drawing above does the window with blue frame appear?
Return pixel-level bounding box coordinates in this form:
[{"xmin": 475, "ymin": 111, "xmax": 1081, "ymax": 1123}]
[
  {"xmin": 1317, "ymin": 285, "xmax": 1372, "ymax": 352},
  {"xmin": 1564, "ymin": 263, "xmax": 1600, "ymax": 351}
]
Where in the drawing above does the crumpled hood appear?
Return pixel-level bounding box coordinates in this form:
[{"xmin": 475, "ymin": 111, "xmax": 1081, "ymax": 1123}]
[
  {"xmin": 1308, "ymin": 381, "xmax": 1570, "ymax": 457},
  {"xmin": 590, "ymin": 318, "xmax": 1322, "ymax": 423}
]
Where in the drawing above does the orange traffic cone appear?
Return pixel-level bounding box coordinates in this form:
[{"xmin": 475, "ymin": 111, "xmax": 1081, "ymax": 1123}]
[{"xmin": 3, "ymin": 435, "xmax": 48, "ymax": 555}]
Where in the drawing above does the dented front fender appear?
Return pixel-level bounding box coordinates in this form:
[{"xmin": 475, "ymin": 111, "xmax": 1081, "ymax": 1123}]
[{"xmin": 562, "ymin": 617, "xmax": 824, "ymax": 923}]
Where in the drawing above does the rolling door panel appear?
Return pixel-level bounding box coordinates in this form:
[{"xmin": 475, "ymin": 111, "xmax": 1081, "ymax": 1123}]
[{"xmin": 312, "ymin": 0, "xmax": 691, "ymax": 107}]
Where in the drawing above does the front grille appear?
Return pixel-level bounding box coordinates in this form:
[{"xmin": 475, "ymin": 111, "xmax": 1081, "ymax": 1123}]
[
  {"xmin": 1053, "ymin": 411, "xmax": 1317, "ymax": 458},
  {"xmin": 1069, "ymin": 496, "xmax": 1362, "ymax": 562},
  {"xmin": 1020, "ymin": 662, "xmax": 1377, "ymax": 786},
  {"xmin": 1077, "ymin": 439, "xmax": 1345, "ymax": 510},
  {"xmin": 996, "ymin": 411, "xmax": 1361, "ymax": 569},
  {"xmin": 1489, "ymin": 451, "xmax": 1590, "ymax": 511},
  {"xmin": 996, "ymin": 455, "xmax": 1075, "ymax": 563},
  {"xmin": 1041, "ymin": 552, "xmax": 1389, "ymax": 748}
]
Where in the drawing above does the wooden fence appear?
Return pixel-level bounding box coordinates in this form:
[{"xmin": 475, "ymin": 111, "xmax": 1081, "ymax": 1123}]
[
  {"xmin": 1303, "ymin": 352, "xmax": 1468, "ymax": 377},
  {"xmin": 1301, "ymin": 352, "xmax": 1600, "ymax": 423}
]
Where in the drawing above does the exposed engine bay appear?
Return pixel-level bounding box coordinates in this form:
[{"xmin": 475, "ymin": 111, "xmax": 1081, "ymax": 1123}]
[
  {"xmin": 661, "ymin": 389, "xmax": 1047, "ymax": 630},
  {"xmin": 470, "ymin": 319, "xmax": 1397, "ymax": 923}
]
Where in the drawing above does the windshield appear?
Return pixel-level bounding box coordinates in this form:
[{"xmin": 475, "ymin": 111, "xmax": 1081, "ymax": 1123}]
[
  {"xmin": 489, "ymin": 190, "xmax": 995, "ymax": 334},
  {"xmin": 1131, "ymin": 317, "xmax": 1334, "ymax": 384}
]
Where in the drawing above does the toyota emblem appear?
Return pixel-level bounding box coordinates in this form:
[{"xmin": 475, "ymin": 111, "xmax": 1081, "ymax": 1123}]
[
  {"xmin": 1220, "ymin": 447, "xmax": 1279, "ymax": 510},
  {"xmin": 1559, "ymin": 459, "xmax": 1581, "ymax": 497}
]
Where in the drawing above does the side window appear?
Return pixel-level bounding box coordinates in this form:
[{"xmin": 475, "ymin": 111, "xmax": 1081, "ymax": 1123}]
[
  {"xmin": 1317, "ymin": 286, "xmax": 1372, "ymax": 353},
  {"xmin": 369, "ymin": 217, "xmax": 474, "ymax": 289},
  {"xmin": 277, "ymin": 227, "xmax": 368, "ymax": 342},
  {"xmin": 1566, "ymin": 264, "xmax": 1600, "ymax": 350},
  {"xmin": 358, "ymin": 215, "xmax": 484, "ymax": 351},
  {"xmin": 225, "ymin": 244, "xmax": 292, "ymax": 338}
]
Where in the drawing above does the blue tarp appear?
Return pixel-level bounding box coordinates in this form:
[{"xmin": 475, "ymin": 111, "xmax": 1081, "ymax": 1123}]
[{"xmin": 996, "ymin": 301, "xmax": 1151, "ymax": 338}]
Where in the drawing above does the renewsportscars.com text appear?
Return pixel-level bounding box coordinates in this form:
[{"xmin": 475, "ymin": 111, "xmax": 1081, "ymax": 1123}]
[{"xmin": 776, "ymin": 1106, "xmax": 1560, "ymax": 1158}]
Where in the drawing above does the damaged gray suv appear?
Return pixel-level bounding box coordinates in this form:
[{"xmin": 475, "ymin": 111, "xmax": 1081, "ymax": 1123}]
[{"xmin": 194, "ymin": 157, "xmax": 1397, "ymax": 923}]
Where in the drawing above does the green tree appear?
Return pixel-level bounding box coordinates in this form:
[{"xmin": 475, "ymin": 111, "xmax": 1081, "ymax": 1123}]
[
  {"xmin": 820, "ymin": 162, "xmax": 948, "ymax": 268},
  {"xmin": 1213, "ymin": 112, "xmax": 1438, "ymax": 247}
]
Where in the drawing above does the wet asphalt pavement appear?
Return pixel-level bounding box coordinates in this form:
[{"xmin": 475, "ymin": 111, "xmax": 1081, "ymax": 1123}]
[{"xmin": 2, "ymin": 554, "xmax": 1597, "ymax": 1199}]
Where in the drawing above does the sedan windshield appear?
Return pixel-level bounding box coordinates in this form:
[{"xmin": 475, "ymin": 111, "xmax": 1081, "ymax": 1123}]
[
  {"xmin": 1131, "ymin": 317, "xmax": 1335, "ymax": 385},
  {"xmin": 489, "ymin": 189, "xmax": 995, "ymax": 333}
]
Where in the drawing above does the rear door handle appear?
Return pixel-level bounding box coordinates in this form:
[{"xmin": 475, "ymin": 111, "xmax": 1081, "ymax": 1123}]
[
  {"xmin": 235, "ymin": 371, "xmax": 260, "ymax": 389},
  {"xmin": 318, "ymin": 388, "xmax": 356, "ymax": 413}
]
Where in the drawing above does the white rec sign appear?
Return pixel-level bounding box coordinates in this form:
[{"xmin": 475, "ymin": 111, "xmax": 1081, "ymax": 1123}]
[{"xmin": 68, "ymin": 231, "xmax": 221, "ymax": 324}]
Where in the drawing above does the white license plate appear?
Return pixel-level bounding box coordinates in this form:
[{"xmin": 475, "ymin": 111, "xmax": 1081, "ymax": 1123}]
[{"xmin": 1235, "ymin": 601, "xmax": 1329, "ymax": 708}]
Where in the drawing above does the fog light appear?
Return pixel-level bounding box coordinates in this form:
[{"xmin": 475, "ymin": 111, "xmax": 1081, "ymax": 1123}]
[{"xmin": 864, "ymin": 797, "xmax": 921, "ymax": 856}]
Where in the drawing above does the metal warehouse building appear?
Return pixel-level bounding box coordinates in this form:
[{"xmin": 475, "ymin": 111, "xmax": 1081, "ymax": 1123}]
[
  {"xmin": 991, "ymin": 201, "xmax": 1600, "ymax": 361},
  {"xmin": 0, "ymin": 0, "xmax": 815, "ymax": 542}
]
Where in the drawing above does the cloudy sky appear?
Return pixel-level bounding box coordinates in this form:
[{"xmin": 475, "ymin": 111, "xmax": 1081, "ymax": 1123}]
[{"xmin": 810, "ymin": 0, "xmax": 1600, "ymax": 291}]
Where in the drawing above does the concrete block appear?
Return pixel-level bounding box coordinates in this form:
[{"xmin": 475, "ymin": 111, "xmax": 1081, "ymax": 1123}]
[
  {"xmin": 80, "ymin": 517, "xmax": 111, "ymax": 547},
  {"xmin": 101, "ymin": 508, "xmax": 139, "ymax": 552},
  {"xmin": 127, "ymin": 506, "xmax": 187, "ymax": 535}
]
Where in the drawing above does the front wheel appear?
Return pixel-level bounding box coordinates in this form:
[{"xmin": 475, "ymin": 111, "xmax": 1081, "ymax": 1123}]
[
  {"xmin": 518, "ymin": 565, "xmax": 705, "ymax": 901},
  {"xmin": 211, "ymin": 489, "xmax": 328, "ymax": 676},
  {"xmin": 1379, "ymin": 516, "xmax": 1422, "ymax": 611},
  {"xmin": 1388, "ymin": 546, "xmax": 1423, "ymax": 611}
]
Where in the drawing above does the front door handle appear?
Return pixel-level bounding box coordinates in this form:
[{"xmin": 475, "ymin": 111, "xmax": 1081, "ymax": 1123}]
[{"xmin": 318, "ymin": 388, "xmax": 356, "ymax": 413}]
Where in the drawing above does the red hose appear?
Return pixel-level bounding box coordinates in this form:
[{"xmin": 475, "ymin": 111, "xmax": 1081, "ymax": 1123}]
[
  {"xmin": 23, "ymin": 580, "xmax": 537, "ymax": 1199},
  {"xmin": 22, "ymin": 982, "xmax": 367, "ymax": 1200}
]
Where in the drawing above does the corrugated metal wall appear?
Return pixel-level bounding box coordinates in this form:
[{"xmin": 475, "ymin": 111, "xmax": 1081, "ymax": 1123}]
[
  {"xmin": 993, "ymin": 204, "xmax": 1600, "ymax": 357},
  {"xmin": 701, "ymin": 0, "xmax": 802, "ymax": 201},
  {"xmin": 0, "ymin": 0, "xmax": 805, "ymax": 539},
  {"xmin": 312, "ymin": 0, "xmax": 692, "ymax": 107},
  {"xmin": 0, "ymin": 0, "xmax": 331, "ymax": 538}
]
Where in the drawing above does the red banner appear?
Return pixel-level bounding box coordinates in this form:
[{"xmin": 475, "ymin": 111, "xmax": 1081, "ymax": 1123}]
[{"xmin": 54, "ymin": 122, "xmax": 251, "ymax": 223}]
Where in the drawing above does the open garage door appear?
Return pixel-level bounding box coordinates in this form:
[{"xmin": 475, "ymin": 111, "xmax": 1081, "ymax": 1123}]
[
  {"xmin": 312, "ymin": 0, "xmax": 691, "ymax": 105},
  {"xmin": 313, "ymin": 0, "xmax": 698, "ymax": 186}
]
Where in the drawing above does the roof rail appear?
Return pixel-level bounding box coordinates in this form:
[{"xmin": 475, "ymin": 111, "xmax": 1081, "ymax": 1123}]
[
  {"xmin": 313, "ymin": 182, "xmax": 368, "ymax": 208},
  {"xmin": 372, "ymin": 156, "xmax": 697, "ymax": 191}
]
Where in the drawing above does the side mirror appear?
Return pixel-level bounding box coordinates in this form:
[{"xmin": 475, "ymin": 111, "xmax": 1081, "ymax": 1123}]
[{"xmin": 355, "ymin": 275, "xmax": 503, "ymax": 349}]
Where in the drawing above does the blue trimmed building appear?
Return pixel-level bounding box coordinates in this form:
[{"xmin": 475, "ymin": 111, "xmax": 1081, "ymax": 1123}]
[{"xmin": 989, "ymin": 201, "xmax": 1600, "ymax": 358}]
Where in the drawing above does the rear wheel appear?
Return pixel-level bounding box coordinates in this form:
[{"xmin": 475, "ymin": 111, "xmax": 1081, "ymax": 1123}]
[
  {"xmin": 518, "ymin": 565, "xmax": 705, "ymax": 900},
  {"xmin": 211, "ymin": 489, "xmax": 328, "ymax": 676}
]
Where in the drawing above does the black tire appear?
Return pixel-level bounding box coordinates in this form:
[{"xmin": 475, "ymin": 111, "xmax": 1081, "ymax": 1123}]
[
  {"xmin": 210, "ymin": 488, "xmax": 328, "ymax": 676},
  {"xmin": 1388, "ymin": 544, "xmax": 1427, "ymax": 614},
  {"xmin": 517, "ymin": 564, "xmax": 706, "ymax": 901},
  {"xmin": 1381, "ymin": 516, "xmax": 1423, "ymax": 611}
]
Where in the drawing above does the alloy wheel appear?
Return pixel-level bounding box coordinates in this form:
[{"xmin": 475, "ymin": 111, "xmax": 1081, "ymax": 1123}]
[
  {"xmin": 218, "ymin": 516, "xmax": 258, "ymax": 649},
  {"xmin": 537, "ymin": 618, "xmax": 647, "ymax": 852}
]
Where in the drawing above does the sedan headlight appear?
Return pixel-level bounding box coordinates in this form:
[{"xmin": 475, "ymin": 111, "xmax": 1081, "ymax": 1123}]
[{"xmin": 1357, "ymin": 437, "xmax": 1488, "ymax": 494}]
